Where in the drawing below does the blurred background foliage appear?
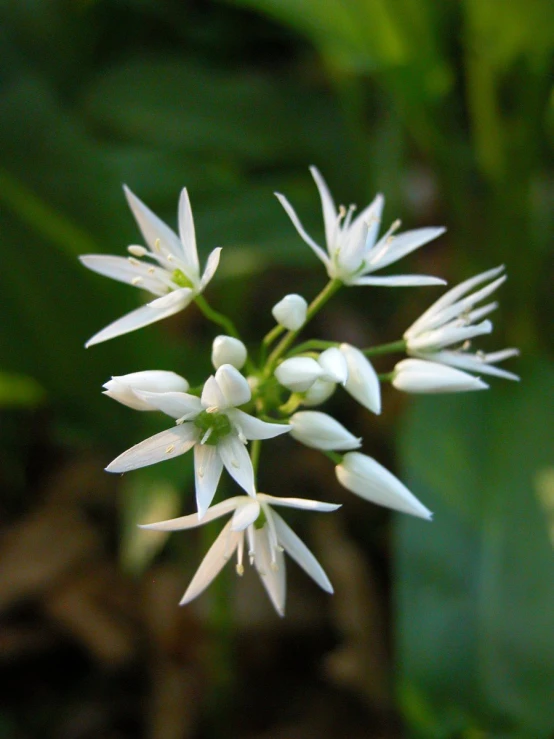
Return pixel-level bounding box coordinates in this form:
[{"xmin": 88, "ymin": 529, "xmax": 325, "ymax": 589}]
[{"xmin": 0, "ymin": 0, "xmax": 553, "ymax": 737}]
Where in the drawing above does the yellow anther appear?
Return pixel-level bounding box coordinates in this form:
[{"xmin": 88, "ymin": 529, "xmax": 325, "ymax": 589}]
[
  {"xmin": 165, "ymin": 444, "xmax": 175, "ymax": 453},
  {"xmin": 236, "ymin": 564, "xmax": 245, "ymax": 576},
  {"xmin": 131, "ymin": 276, "xmax": 143, "ymax": 286}
]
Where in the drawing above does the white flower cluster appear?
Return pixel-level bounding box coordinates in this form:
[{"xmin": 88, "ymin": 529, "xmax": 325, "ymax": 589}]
[{"xmin": 80, "ymin": 168, "xmax": 518, "ymax": 616}]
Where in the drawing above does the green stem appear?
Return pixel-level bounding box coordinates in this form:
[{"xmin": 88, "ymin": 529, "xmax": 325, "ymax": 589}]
[
  {"xmin": 250, "ymin": 439, "xmax": 262, "ymax": 479},
  {"xmin": 379, "ymin": 372, "xmax": 394, "ymax": 382},
  {"xmin": 362, "ymin": 339, "xmax": 406, "ymax": 357},
  {"xmin": 287, "ymin": 339, "xmax": 338, "ymax": 357},
  {"xmin": 265, "ymin": 279, "xmax": 342, "ymax": 374},
  {"xmin": 194, "ymin": 294, "xmax": 240, "ymax": 339},
  {"xmin": 323, "ymin": 450, "xmax": 343, "ymax": 465},
  {"xmin": 278, "ymin": 393, "xmax": 303, "ymax": 416}
]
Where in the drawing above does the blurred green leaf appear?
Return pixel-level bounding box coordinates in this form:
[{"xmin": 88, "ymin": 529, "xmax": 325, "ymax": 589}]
[
  {"xmin": 0, "ymin": 371, "xmax": 45, "ymax": 408},
  {"xmin": 396, "ymin": 360, "xmax": 554, "ymax": 736}
]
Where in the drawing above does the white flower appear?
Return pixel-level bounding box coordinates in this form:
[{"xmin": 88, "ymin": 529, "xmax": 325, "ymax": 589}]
[
  {"xmin": 106, "ymin": 364, "xmax": 291, "ymax": 518},
  {"xmin": 102, "ymin": 370, "xmax": 189, "ymax": 411},
  {"xmin": 404, "ymin": 266, "xmax": 519, "ymax": 380},
  {"xmin": 211, "ymin": 335, "xmax": 247, "ymax": 370},
  {"xmin": 290, "ymin": 411, "xmax": 361, "ymax": 451},
  {"xmin": 336, "ymin": 452, "xmax": 432, "ymax": 519},
  {"xmin": 392, "ymin": 358, "xmax": 488, "ymax": 393},
  {"xmin": 276, "ymin": 167, "xmax": 445, "ymax": 287},
  {"xmin": 271, "ymin": 294, "xmax": 308, "ymax": 331},
  {"xmin": 276, "ymin": 344, "xmax": 381, "ymax": 414},
  {"xmin": 139, "ymin": 493, "xmax": 339, "ymax": 616},
  {"xmin": 80, "ymin": 187, "xmax": 222, "ymax": 347}
]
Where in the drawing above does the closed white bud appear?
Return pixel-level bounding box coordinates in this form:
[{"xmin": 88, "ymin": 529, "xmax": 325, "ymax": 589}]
[
  {"xmin": 392, "ymin": 358, "xmax": 488, "ymax": 393},
  {"xmin": 290, "ymin": 411, "xmax": 361, "ymax": 451},
  {"xmin": 302, "ymin": 378, "xmax": 336, "ymax": 407},
  {"xmin": 103, "ymin": 370, "xmax": 189, "ymax": 411},
  {"xmin": 336, "ymin": 452, "xmax": 432, "ymax": 519},
  {"xmin": 211, "ymin": 335, "xmax": 247, "ymax": 370},
  {"xmin": 318, "ymin": 347, "xmax": 348, "ymax": 384},
  {"xmin": 340, "ymin": 344, "xmax": 381, "ymax": 414},
  {"xmin": 275, "ymin": 357, "xmax": 323, "ymax": 393},
  {"xmin": 272, "ymin": 294, "xmax": 308, "ymax": 331}
]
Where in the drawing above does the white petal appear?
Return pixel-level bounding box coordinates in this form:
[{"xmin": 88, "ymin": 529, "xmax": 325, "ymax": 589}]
[
  {"xmin": 110, "ymin": 370, "xmax": 189, "ymax": 394},
  {"xmin": 139, "ymin": 496, "xmax": 247, "ymax": 530},
  {"xmin": 177, "ymin": 188, "xmax": 200, "ymax": 277},
  {"xmin": 340, "ymin": 344, "xmax": 381, "ymax": 414},
  {"xmin": 336, "ymin": 452, "xmax": 432, "ymax": 519},
  {"xmin": 85, "ymin": 288, "xmax": 193, "ymax": 347},
  {"xmin": 274, "ymin": 357, "xmax": 323, "ymax": 393},
  {"xmin": 258, "ymin": 493, "xmax": 340, "ymax": 512},
  {"xmin": 211, "ymin": 335, "xmax": 247, "ymax": 370},
  {"xmin": 318, "ymin": 347, "xmax": 348, "ymax": 384},
  {"xmin": 351, "ymin": 274, "xmax": 446, "ymax": 287},
  {"xmin": 217, "ymin": 435, "xmax": 256, "ymax": 496},
  {"xmin": 253, "ymin": 526, "xmax": 286, "ymax": 616},
  {"xmin": 231, "ymin": 499, "xmax": 261, "ymax": 531},
  {"xmin": 200, "ymin": 247, "xmax": 222, "ymax": 291},
  {"xmin": 407, "ymin": 319, "xmax": 493, "ymax": 352},
  {"xmin": 424, "ymin": 350, "xmax": 520, "ymax": 381},
  {"xmin": 194, "ymin": 443, "xmax": 224, "ymax": 518},
  {"xmin": 348, "ymin": 193, "xmax": 384, "ymax": 254},
  {"xmin": 79, "ymin": 255, "xmax": 168, "ymax": 296},
  {"xmin": 406, "ymin": 265, "xmax": 504, "ymax": 336},
  {"xmin": 180, "ymin": 520, "xmax": 241, "ymax": 605},
  {"xmin": 309, "ymin": 166, "xmax": 337, "ymax": 251},
  {"xmin": 290, "ymin": 411, "xmax": 361, "ymax": 451},
  {"xmin": 275, "ymin": 193, "xmax": 332, "ymax": 269},
  {"xmin": 271, "ymin": 510, "xmax": 333, "ymax": 593},
  {"xmin": 103, "ymin": 379, "xmax": 155, "ymax": 411},
  {"xmin": 393, "ymin": 358, "xmax": 488, "ymax": 393},
  {"xmin": 201, "ymin": 376, "xmax": 226, "ymax": 409},
  {"xmin": 302, "ymin": 378, "xmax": 336, "ymax": 407},
  {"xmin": 271, "ymin": 294, "xmax": 308, "ymax": 331},
  {"xmin": 123, "ymin": 185, "xmax": 184, "ymax": 260},
  {"xmin": 226, "ymin": 409, "xmax": 291, "ymax": 440},
  {"xmin": 215, "ymin": 364, "xmax": 251, "ymax": 408},
  {"xmin": 105, "ymin": 424, "xmax": 198, "ymax": 473},
  {"xmin": 133, "ymin": 391, "xmax": 203, "ymax": 419},
  {"xmin": 368, "ymin": 227, "xmax": 445, "ymax": 270}
]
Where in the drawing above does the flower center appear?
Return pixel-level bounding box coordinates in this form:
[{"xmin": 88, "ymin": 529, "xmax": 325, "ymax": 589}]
[
  {"xmin": 194, "ymin": 410, "xmax": 232, "ymax": 445},
  {"xmin": 171, "ymin": 268, "xmax": 194, "ymax": 289}
]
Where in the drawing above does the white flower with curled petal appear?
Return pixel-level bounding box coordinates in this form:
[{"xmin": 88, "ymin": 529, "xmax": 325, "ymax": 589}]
[
  {"xmin": 139, "ymin": 493, "xmax": 339, "ymax": 617},
  {"xmin": 290, "ymin": 411, "xmax": 361, "ymax": 451},
  {"xmin": 275, "ymin": 167, "xmax": 446, "ymax": 287},
  {"xmin": 404, "ymin": 266, "xmax": 519, "ymax": 381},
  {"xmin": 80, "ymin": 186, "xmax": 222, "ymax": 346},
  {"xmin": 105, "ymin": 365, "xmax": 291, "ymax": 518},
  {"xmin": 392, "ymin": 358, "xmax": 489, "ymax": 393}
]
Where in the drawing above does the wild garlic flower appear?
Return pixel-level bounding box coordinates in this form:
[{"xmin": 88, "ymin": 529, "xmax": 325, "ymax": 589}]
[
  {"xmin": 103, "ymin": 370, "xmax": 189, "ymax": 410},
  {"xmin": 80, "ymin": 187, "xmax": 221, "ymax": 347},
  {"xmin": 106, "ymin": 365, "xmax": 291, "ymax": 518},
  {"xmin": 139, "ymin": 493, "xmax": 339, "ymax": 616},
  {"xmin": 276, "ymin": 167, "xmax": 445, "ymax": 287},
  {"xmin": 276, "ymin": 345, "xmax": 381, "ymax": 414},
  {"xmin": 404, "ymin": 266, "xmax": 519, "ymax": 380},
  {"xmin": 336, "ymin": 452, "xmax": 432, "ymax": 519}
]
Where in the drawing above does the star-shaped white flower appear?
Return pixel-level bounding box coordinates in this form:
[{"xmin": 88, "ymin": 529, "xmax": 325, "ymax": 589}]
[
  {"xmin": 106, "ymin": 365, "xmax": 291, "ymax": 517},
  {"xmin": 139, "ymin": 493, "xmax": 339, "ymax": 616},
  {"xmin": 80, "ymin": 187, "xmax": 221, "ymax": 346},
  {"xmin": 404, "ymin": 266, "xmax": 519, "ymax": 380},
  {"xmin": 276, "ymin": 167, "xmax": 445, "ymax": 287}
]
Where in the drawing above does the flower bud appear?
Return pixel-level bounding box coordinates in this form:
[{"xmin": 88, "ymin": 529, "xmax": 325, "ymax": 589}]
[
  {"xmin": 211, "ymin": 335, "xmax": 247, "ymax": 370},
  {"xmin": 318, "ymin": 347, "xmax": 348, "ymax": 384},
  {"xmin": 392, "ymin": 359, "xmax": 488, "ymax": 393},
  {"xmin": 274, "ymin": 357, "xmax": 323, "ymax": 393},
  {"xmin": 290, "ymin": 411, "xmax": 361, "ymax": 451},
  {"xmin": 272, "ymin": 294, "xmax": 308, "ymax": 331},
  {"xmin": 214, "ymin": 364, "xmax": 251, "ymax": 407},
  {"xmin": 103, "ymin": 370, "xmax": 189, "ymax": 411},
  {"xmin": 336, "ymin": 452, "xmax": 432, "ymax": 519},
  {"xmin": 340, "ymin": 344, "xmax": 381, "ymax": 414},
  {"xmin": 302, "ymin": 378, "xmax": 336, "ymax": 407}
]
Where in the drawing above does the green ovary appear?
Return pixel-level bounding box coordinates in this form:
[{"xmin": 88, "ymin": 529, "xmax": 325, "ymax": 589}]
[
  {"xmin": 194, "ymin": 410, "xmax": 233, "ymax": 445},
  {"xmin": 172, "ymin": 269, "xmax": 194, "ymax": 289}
]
